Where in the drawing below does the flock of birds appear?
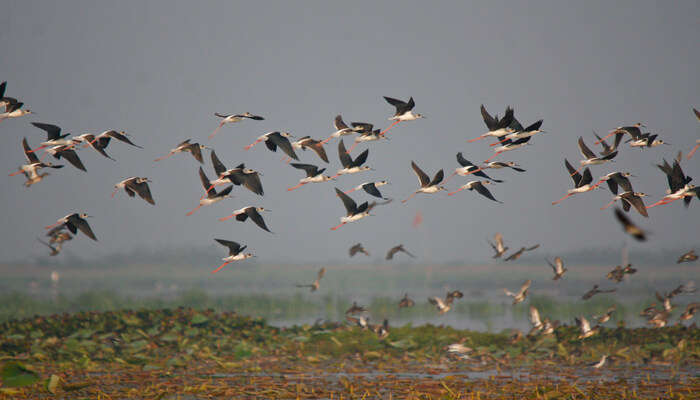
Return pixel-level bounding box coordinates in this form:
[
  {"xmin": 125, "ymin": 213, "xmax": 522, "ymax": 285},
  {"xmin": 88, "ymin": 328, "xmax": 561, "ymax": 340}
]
[{"xmin": 2, "ymin": 78, "xmax": 699, "ymax": 346}]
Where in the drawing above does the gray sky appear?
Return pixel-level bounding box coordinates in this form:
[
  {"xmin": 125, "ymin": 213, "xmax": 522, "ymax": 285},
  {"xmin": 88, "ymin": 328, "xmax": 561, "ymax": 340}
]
[{"xmin": 1, "ymin": 1, "xmax": 698, "ymax": 265}]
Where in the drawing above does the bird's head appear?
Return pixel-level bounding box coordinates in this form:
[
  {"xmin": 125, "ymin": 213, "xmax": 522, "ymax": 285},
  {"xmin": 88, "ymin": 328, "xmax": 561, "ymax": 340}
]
[{"xmin": 256, "ymin": 207, "xmax": 269, "ymax": 213}]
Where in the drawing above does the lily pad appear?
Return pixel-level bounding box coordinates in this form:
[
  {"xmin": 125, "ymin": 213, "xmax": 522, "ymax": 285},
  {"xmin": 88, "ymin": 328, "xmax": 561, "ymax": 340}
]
[{"xmin": 1, "ymin": 361, "xmax": 39, "ymax": 388}]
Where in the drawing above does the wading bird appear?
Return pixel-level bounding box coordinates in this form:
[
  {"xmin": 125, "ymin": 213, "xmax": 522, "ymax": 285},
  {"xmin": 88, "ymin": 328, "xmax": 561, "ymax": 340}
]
[
  {"xmin": 552, "ymin": 160, "xmax": 597, "ymax": 205},
  {"xmin": 546, "ymin": 257, "xmax": 567, "ymax": 280},
  {"xmin": 488, "ymin": 233, "xmax": 508, "ymax": 259},
  {"xmin": 186, "ymin": 167, "xmax": 233, "ymax": 216},
  {"xmin": 601, "ymin": 191, "xmax": 649, "ymax": 218},
  {"xmin": 154, "ymin": 139, "xmax": 209, "ymax": 163},
  {"xmin": 646, "ymin": 158, "xmax": 696, "ymax": 208},
  {"xmin": 244, "ymin": 131, "xmax": 298, "ymax": 161},
  {"xmin": 323, "ymin": 115, "xmax": 359, "ymax": 144},
  {"xmin": 331, "ymin": 188, "xmax": 372, "ymax": 230},
  {"xmin": 349, "ymin": 243, "xmax": 370, "ymax": 257},
  {"xmin": 333, "ymin": 140, "xmax": 372, "ymax": 178},
  {"xmin": 504, "ymin": 279, "xmax": 531, "ymax": 304},
  {"xmin": 489, "ymin": 116, "xmax": 544, "ymax": 146},
  {"xmin": 9, "ymin": 138, "xmax": 63, "ymax": 186},
  {"xmin": 403, "ymin": 161, "xmax": 445, "ymax": 203},
  {"xmin": 296, "ymin": 268, "xmax": 326, "ymax": 292},
  {"xmin": 381, "ymin": 96, "xmax": 424, "ymax": 135},
  {"xmin": 219, "ymin": 206, "xmax": 272, "ymax": 233},
  {"xmin": 112, "ymin": 177, "xmax": 155, "ymax": 205},
  {"xmin": 595, "ymin": 306, "xmax": 616, "ymax": 324},
  {"xmin": 287, "ymin": 163, "xmax": 333, "ymax": 191},
  {"xmin": 447, "ymin": 180, "xmax": 501, "ymax": 202},
  {"xmin": 345, "ymin": 302, "xmax": 367, "ymax": 315},
  {"xmin": 289, "ymin": 136, "xmax": 329, "ymax": 163},
  {"xmin": 569, "ymin": 136, "xmax": 618, "ymax": 177},
  {"xmin": 343, "ymin": 181, "xmax": 389, "ymax": 199},
  {"xmin": 480, "ymin": 161, "xmax": 526, "ymax": 172},
  {"xmin": 468, "ymin": 105, "xmax": 514, "ymax": 143},
  {"xmin": 209, "ymin": 112, "xmax": 264, "ymax": 139},
  {"xmin": 607, "ymin": 264, "xmax": 636, "ymax": 283},
  {"xmin": 575, "ymin": 315, "xmax": 598, "ymax": 339},
  {"xmin": 44, "ymin": 213, "xmax": 97, "ymax": 241},
  {"xmin": 208, "ymin": 151, "xmax": 263, "ymax": 196},
  {"xmin": 210, "ymin": 239, "xmax": 254, "ymax": 273},
  {"xmin": 677, "ymin": 250, "xmax": 698, "ymax": 264},
  {"xmin": 445, "ymin": 153, "xmax": 503, "ymax": 184}
]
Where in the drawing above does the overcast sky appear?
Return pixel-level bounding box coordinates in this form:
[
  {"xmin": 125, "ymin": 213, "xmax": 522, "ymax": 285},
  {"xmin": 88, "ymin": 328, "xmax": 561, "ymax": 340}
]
[{"xmin": 1, "ymin": 1, "xmax": 698, "ymax": 265}]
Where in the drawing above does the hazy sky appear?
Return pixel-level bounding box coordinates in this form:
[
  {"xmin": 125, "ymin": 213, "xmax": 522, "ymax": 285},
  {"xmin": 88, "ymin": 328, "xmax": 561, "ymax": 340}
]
[{"xmin": 1, "ymin": 1, "xmax": 698, "ymax": 265}]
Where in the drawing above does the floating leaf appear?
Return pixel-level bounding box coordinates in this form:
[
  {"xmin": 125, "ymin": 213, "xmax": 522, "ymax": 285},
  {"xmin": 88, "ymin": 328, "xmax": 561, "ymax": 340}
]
[
  {"xmin": 1, "ymin": 362, "xmax": 39, "ymax": 388},
  {"xmin": 191, "ymin": 314, "xmax": 209, "ymax": 326}
]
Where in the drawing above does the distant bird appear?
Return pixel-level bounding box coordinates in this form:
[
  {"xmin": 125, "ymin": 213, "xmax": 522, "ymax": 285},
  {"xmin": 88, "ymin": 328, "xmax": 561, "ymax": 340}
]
[
  {"xmin": 489, "ymin": 117, "xmax": 544, "ymax": 146},
  {"xmin": 346, "ymin": 315, "xmax": 370, "ymax": 329},
  {"xmin": 29, "ymin": 123, "xmax": 74, "ymax": 152},
  {"xmin": 154, "ymin": 139, "xmax": 209, "ymax": 163},
  {"xmin": 594, "ymin": 123, "xmax": 645, "ymax": 145},
  {"xmin": 569, "ymin": 136, "xmax": 618, "ymax": 177},
  {"xmin": 37, "ymin": 238, "xmax": 62, "ymax": 256},
  {"xmin": 445, "ymin": 290, "xmax": 464, "ymax": 304},
  {"xmin": 323, "ymin": 115, "xmax": 359, "ymax": 144},
  {"xmin": 343, "ymin": 181, "xmax": 389, "ymax": 200},
  {"xmin": 345, "ymin": 302, "xmax": 367, "ymax": 315},
  {"xmin": 244, "ymin": 131, "xmax": 298, "ymax": 161},
  {"xmin": 44, "ymin": 213, "xmax": 97, "ymax": 241},
  {"xmin": 594, "ymin": 172, "xmax": 634, "ymax": 195},
  {"xmin": 382, "ymin": 96, "xmax": 424, "ymax": 134},
  {"xmin": 287, "ymin": 163, "xmax": 333, "ymax": 191},
  {"xmin": 210, "ymin": 239, "xmax": 254, "ymax": 274},
  {"xmin": 677, "ymin": 250, "xmax": 698, "ymax": 264},
  {"xmin": 468, "ymin": 105, "xmax": 514, "ymax": 143},
  {"xmin": 208, "ymin": 151, "xmax": 263, "ymax": 196},
  {"xmin": 488, "ymin": 233, "xmax": 508, "ymax": 259},
  {"xmin": 370, "ymin": 319, "xmax": 390, "ymax": 339},
  {"xmin": 398, "ymin": 293, "xmax": 415, "ymax": 308},
  {"xmin": 480, "ymin": 161, "xmax": 526, "ymax": 172},
  {"xmin": 345, "ymin": 126, "xmax": 389, "ymax": 153},
  {"xmin": 680, "ymin": 303, "xmax": 698, "ymax": 321},
  {"xmin": 296, "ymin": 268, "xmax": 326, "ymax": 292},
  {"xmin": 504, "ymin": 245, "xmax": 540, "ymax": 261},
  {"xmin": 402, "ymin": 161, "xmax": 445, "ymax": 203},
  {"xmin": 46, "ymin": 226, "xmax": 72, "ymax": 245},
  {"xmin": 590, "ymin": 355, "xmax": 607, "ymax": 369},
  {"xmin": 386, "ymin": 244, "xmax": 415, "ymax": 260},
  {"xmin": 594, "ymin": 130, "xmax": 624, "ymax": 157},
  {"xmin": 446, "ymin": 343, "xmax": 472, "ymax": 360},
  {"xmin": 529, "ymin": 306, "xmax": 543, "ymax": 334},
  {"xmin": 445, "ymin": 153, "xmax": 503, "ymax": 184},
  {"xmin": 428, "ymin": 296, "xmax": 452, "ymax": 314},
  {"xmin": 447, "ymin": 180, "xmax": 501, "ymax": 202},
  {"xmin": 349, "ymin": 243, "xmax": 370, "ymax": 257},
  {"xmin": 582, "ymin": 284, "xmax": 616, "ymax": 300},
  {"xmin": 606, "ymin": 264, "xmax": 636, "ymax": 283},
  {"xmin": 333, "ymin": 140, "xmax": 372, "ymax": 178},
  {"xmin": 688, "ymin": 108, "xmax": 700, "ymax": 159},
  {"xmin": 647, "ymin": 310, "xmax": 670, "ymax": 328},
  {"xmin": 627, "ymin": 132, "xmax": 669, "ymax": 149},
  {"xmin": 289, "ymin": 136, "xmax": 329, "ymax": 163},
  {"xmin": 614, "ymin": 208, "xmax": 646, "ymax": 241},
  {"xmin": 552, "ymin": 159, "xmax": 597, "ymax": 205},
  {"xmin": 575, "ymin": 316, "xmax": 598, "ymax": 339},
  {"xmin": 82, "ymin": 130, "xmax": 142, "ymax": 150},
  {"xmin": 9, "ymin": 138, "xmax": 64, "ymax": 186},
  {"xmin": 483, "ymin": 136, "xmax": 533, "ymax": 163},
  {"xmin": 595, "ymin": 306, "xmax": 616, "ymax": 324},
  {"xmin": 112, "ymin": 177, "xmax": 155, "ymax": 205},
  {"xmin": 331, "ymin": 188, "xmax": 372, "ymax": 230},
  {"xmin": 504, "ymin": 279, "xmax": 531, "ymax": 304},
  {"xmin": 209, "ymin": 112, "xmax": 264, "ymax": 139},
  {"xmin": 0, "ymin": 99, "xmax": 32, "ymax": 121},
  {"xmin": 546, "ymin": 257, "xmax": 567, "ymax": 280},
  {"xmin": 601, "ymin": 191, "xmax": 649, "ymax": 218},
  {"xmin": 186, "ymin": 167, "xmax": 233, "ymax": 216},
  {"xmin": 219, "ymin": 206, "xmax": 272, "ymax": 233}
]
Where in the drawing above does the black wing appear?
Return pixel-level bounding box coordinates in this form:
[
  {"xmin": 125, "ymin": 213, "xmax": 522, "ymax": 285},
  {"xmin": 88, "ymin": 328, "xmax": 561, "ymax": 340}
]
[
  {"xmin": 103, "ymin": 130, "xmax": 142, "ymax": 148},
  {"xmin": 0, "ymin": 81, "xmax": 5, "ymax": 98},
  {"xmin": 215, "ymin": 238, "xmax": 243, "ymax": 255},
  {"xmin": 335, "ymin": 187, "xmax": 357, "ymax": 215},
  {"xmin": 268, "ymin": 133, "xmax": 298, "ymax": 160},
  {"xmin": 606, "ymin": 178, "xmax": 619, "ymax": 195},
  {"xmin": 456, "ymin": 152, "xmax": 476, "ymax": 168},
  {"xmin": 210, "ymin": 150, "xmax": 228, "ymax": 176},
  {"xmin": 480, "ymin": 104, "xmax": 497, "ymax": 131},
  {"xmin": 362, "ymin": 183, "xmax": 384, "ymax": 199},
  {"xmin": 243, "ymin": 172, "xmax": 264, "ymax": 196},
  {"xmin": 351, "ymin": 149, "xmax": 369, "ymax": 168},
  {"xmin": 31, "ymin": 122, "xmax": 65, "ymax": 140},
  {"xmin": 564, "ymin": 159, "xmax": 581, "ymax": 187},
  {"xmin": 246, "ymin": 208, "xmax": 271, "ymax": 233},
  {"xmin": 198, "ymin": 167, "xmax": 214, "ymax": 196},
  {"xmin": 430, "ymin": 170, "xmax": 444, "ymax": 186},
  {"xmin": 525, "ymin": 120, "xmax": 543, "ymax": 132},
  {"xmin": 579, "ymin": 168, "xmax": 593, "ymax": 187},
  {"xmin": 497, "ymin": 107, "xmax": 515, "ymax": 130},
  {"xmin": 22, "ymin": 137, "xmax": 40, "ymax": 164},
  {"xmin": 190, "ymin": 144, "xmax": 204, "ymax": 164},
  {"xmin": 621, "ymin": 193, "xmax": 648, "ymax": 218},
  {"xmin": 384, "ymin": 96, "xmax": 413, "ymax": 115},
  {"xmin": 614, "ymin": 208, "xmax": 646, "ymax": 241},
  {"xmin": 338, "ymin": 139, "xmax": 352, "ymax": 167},
  {"xmin": 411, "ymin": 161, "xmax": 430, "ymax": 187},
  {"xmin": 68, "ymin": 215, "xmax": 97, "ymax": 241},
  {"xmin": 56, "ymin": 148, "xmax": 86, "ymax": 172},
  {"xmin": 128, "ymin": 181, "xmax": 155, "ymax": 205},
  {"xmin": 611, "ymin": 174, "xmax": 633, "ymax": 193},
  {"xmin": 472, "ymin": 182, "xmax": 501, "ymax": 203},
  {"xmin": 334, "ymin": 115, "xmax": 350, "ymax": 131},
  {"xmin": 291, "ymin": 163, "xmax": 320, "ymax": 177},
  {"xmin": 578, "ymin": 137, "xmax": 597, "ymax": 159}
]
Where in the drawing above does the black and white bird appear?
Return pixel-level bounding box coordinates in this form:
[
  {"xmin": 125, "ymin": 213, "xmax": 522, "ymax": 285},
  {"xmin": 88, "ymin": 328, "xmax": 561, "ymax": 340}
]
[
  {"xmin": 333, "ymin": 140, "xmax": 372, "ymax": 178},
  {"xmin": 552, "ymin": 159, "xmax": 598, "ymax": 205},
  {"xmin": 569, "ymin": 136, "xmax": 618, "ymax": 176},
  {"xmin": 208, "ymin": 151, "xmax": 264, "ymax": 196},
  {"xmin": 44, "ymin": 213, "xmax": 97, "ymax": 242},
  {"xmin": 447, "ymin": 180, "xmax": 501, "ymax": 203},
  {"xmin": 445, "ymin": 153, "xmax": 503, "ymax": 184},
  {"xmin": 210, "ymin": 239, "xmax": 254, "ymax": 273},
  {"xmin": 480, "ymin": 161, "xmax": 526, "ymax": 173},
  {"xmin": 186, "ymin": 167, "xmax": 233, "ymax": 216},
  {"xmin": 219, "ymin": 206, "xmax": 272, "ymax": 233},
  {"xmin": 29, "ymin": 123, "xmax": 74, "ymax": 152},
  {"xmin": 244, "ymin": 131, "xmax": 298, "ymax": 161},
  {"xmin": 600, "ymin": 191, "xmax": 649, "ymax": 217},
  {"xmin": 323, "ymin": 115, "xmax": 361, "ymax": 144},
  {"xmin": 468, "ymin": 105, "xmax": 514, "ymax": 143},
  {"xmin": 112, "ymin": 177, "xmax": 155, "ymax": 205},
  {"xmin": 209, "ymin": 112, "xmax": 264, "ymax": 139},
  {"xmin": 289, "ymin": 136, "xmax": 329, "ymax": 163},
  {"xmin": 343, "ymin": 181, "xmax": 389, "ymax": 199},
  {"xmin": 646, "ymin": 158, "xmax": 697, "ymax": 208},
  {"xmin": 287, "ymin": 163, "xmax": 334, "ymax": 191},
  {"xmin": 331, "ymin": 188, "xmax": 373, "ymax": 231},
  {"xmin": 489, "ymin": 117, "xmax": 544, "ymax": 146},
  {"xmin": 154, "ymin": 139, "xmax": 209, "ymax": 163},
  {"xmin": 382, "ymin": 96, "xmax": 424, "ymax": 135},
  {"xmin": 45, "ymin": 144, "xmax": 87, "ymax": 172},
  {"xmin": 402, "ymin": 161, "xmax": 445, "ymax": 203},
  {"xmin": 9, "ymin": 138, "xmax": 64, "ymax": 186}
]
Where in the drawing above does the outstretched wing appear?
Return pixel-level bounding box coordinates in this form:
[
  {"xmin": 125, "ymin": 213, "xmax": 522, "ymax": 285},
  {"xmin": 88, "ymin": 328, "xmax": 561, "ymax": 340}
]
[
  {"xmin": 411, "ymin": 161, "xmax": 430, "ymax": 187},
  {"xmin": 335, "ymin": 188, "xmax": 357, "ymax": 215}
]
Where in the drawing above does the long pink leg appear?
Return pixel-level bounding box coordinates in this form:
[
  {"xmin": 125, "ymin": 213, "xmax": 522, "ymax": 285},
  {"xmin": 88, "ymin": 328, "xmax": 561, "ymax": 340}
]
[
  {"xmin": 600, "ymin": 199, "xmax": 617, "ymax": 210},
  {"xmin": 330, "ymin": 222, "xmax": 346, "ymax": 231},
  {"xmin": 329, "ymin": 173, "xmax": 340, "ymax": 180},
  {"xmin": 688, "ymin": 144, "xmax": 700, "ymax": 159},
  {"xmin": 321, "ymin": 135, "xmax": 335, "ymax": 145},
  {"xmin": 447, "ymin": 187, "xmax": 466, "ymax": 196},
  {"xmin": 442, "ymin": 171, "xmax": 459, "ymax": 185},
  {"xmin": 211, "ymin": 261, "xmax": 231, "ymax": 274},
  {"xmin": 489, "ymin": 137, "xmax": 512, "ymax": 146},
  {"xmin": 483, "ymin": 152, "xmax": 502, "ymax": 163},
  {"xmin": 379, "ymin": 120, "xmax": 400, "ymax": 136},
  {"xmin": 154, "ymin": 152, "xmax": 175, "ymax": 162},
  {"xmin": 552, "ymin": 193, "xmax": 573, "ymax": 205},
  {"xmin": 343, "ymin": 187, "xmax": 358, "ymax": 194},
  {"xmin": 8, "ymin": 169, "xmax": 22, "ymax": 176},
  {"xmin": 287, "ymin": 182, "xmax": 307, "ymax": 191},
  {"xmin": 401, "ymin": 192, "xmax": 418, "ymax": 204},
  {"xmin": 646, "ymin": 198, "xmax": 673, "ymax": 209},
  {"xmin": 467, "ymin": 134, "xmax": 487, "ymax": 143},
  {"xmin": 111, "ymin": 188, "xmax": 119, "ymax": 198},
  {"xmin": 244, "ymin": 138, "xmax": 263, "ymax": 150},
  {"xmin": 219, "ymin": 213, "xmax": 239, "ymax": 221},
  {"xmin": 346, "ymin": 141, "xmax": 359, "ymax": 154},
  {"xmin": 593, "ymin": 132, "xmax": 618, "ymax": 145},
  {"xmin": 208, "ymin": 123, "xmax": 225, "ymax": 140},
  {"xmin": 186, "ymin": 204, "xmax": 203, "ymax": 216},
  {"xmin": 44, "ymin": 221, "xmax": 63, "ymax": 230},
  {"xmin": 27, "ymin": 144, "xmax": 47, "ymax": 153}
]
